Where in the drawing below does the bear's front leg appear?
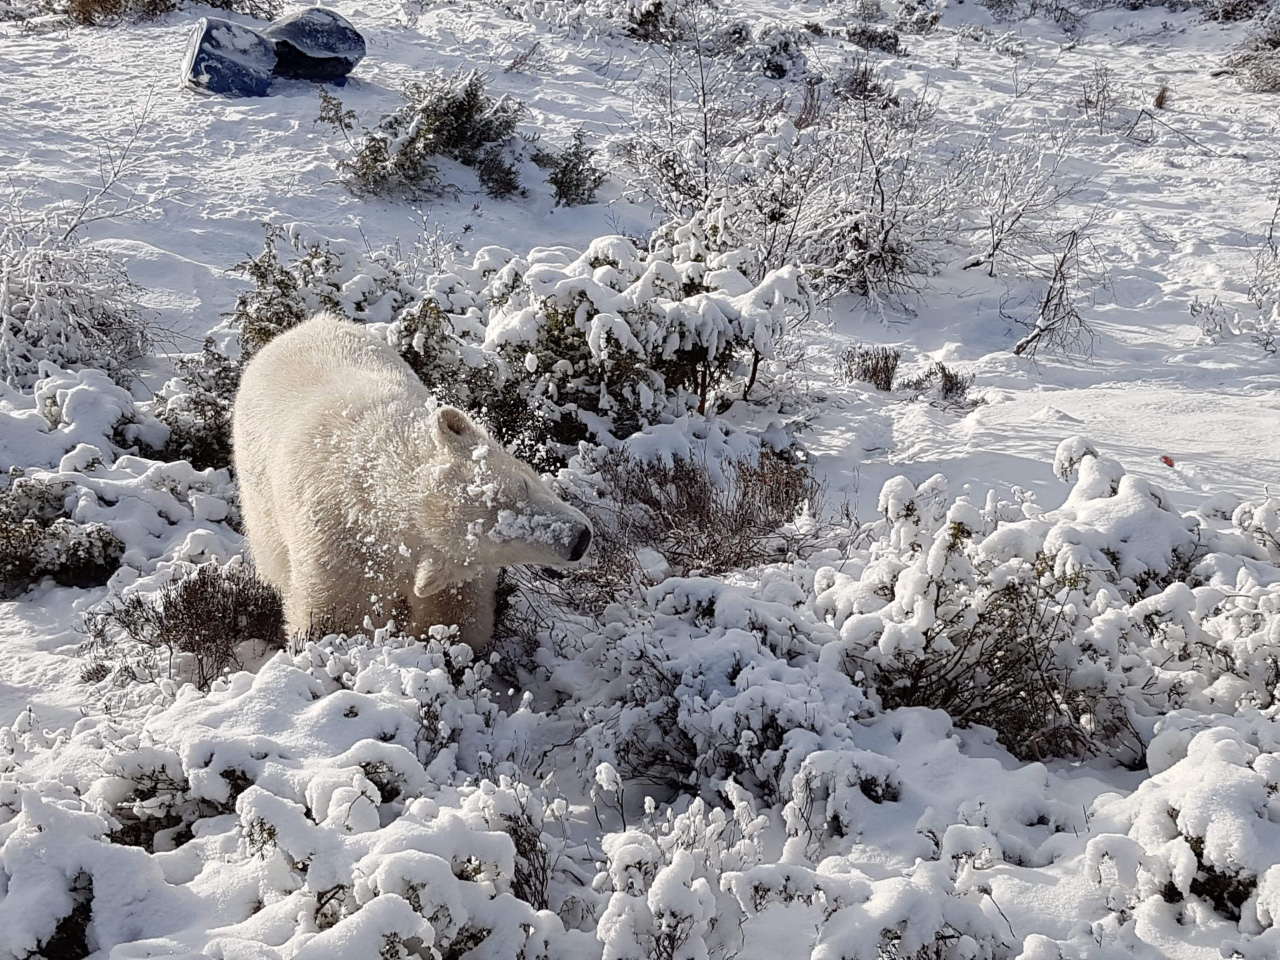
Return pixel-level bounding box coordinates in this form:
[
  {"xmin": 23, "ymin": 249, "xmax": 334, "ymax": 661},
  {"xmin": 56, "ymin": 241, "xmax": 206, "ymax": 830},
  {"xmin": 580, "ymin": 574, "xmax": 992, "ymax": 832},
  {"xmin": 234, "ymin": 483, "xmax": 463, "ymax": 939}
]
[
  {"xmin": 285, "ymin": 548, "xmax": 388, "ymax": 639},
  {"xmin": 408, "ymin": 568, "xmax": 497, "ymax": 651}
]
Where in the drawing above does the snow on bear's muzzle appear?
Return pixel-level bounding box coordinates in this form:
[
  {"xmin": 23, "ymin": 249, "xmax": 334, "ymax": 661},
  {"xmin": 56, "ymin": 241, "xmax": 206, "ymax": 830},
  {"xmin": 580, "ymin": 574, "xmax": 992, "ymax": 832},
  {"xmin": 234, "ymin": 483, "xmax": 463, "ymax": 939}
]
[{"xmin": 487, "ymin": 506, "xmax": 593, "ymax": 564}]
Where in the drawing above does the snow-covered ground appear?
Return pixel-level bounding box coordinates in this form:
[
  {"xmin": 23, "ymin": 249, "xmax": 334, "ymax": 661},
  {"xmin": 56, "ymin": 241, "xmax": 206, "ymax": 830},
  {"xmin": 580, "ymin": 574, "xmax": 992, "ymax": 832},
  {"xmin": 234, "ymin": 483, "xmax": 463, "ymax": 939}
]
[{"xmin": 2, "ymin": 0, "xmax": 1280, "ymax": 957}]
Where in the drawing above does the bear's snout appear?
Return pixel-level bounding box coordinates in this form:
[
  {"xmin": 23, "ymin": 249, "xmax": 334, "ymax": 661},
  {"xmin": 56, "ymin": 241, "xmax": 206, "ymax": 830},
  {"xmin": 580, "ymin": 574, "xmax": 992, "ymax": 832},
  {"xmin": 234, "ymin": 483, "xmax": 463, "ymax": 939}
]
[{"xmin": 569, "ymin": 525, "xmax": 592, "ymax": 562}]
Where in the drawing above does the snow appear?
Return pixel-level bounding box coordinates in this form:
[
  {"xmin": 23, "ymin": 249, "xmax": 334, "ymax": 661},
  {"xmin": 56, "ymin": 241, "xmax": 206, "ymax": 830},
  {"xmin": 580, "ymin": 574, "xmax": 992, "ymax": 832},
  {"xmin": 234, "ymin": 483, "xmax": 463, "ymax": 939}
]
[{"xmin": 2, "ymin": 0, "xmax": 1280, "ymax": 957}]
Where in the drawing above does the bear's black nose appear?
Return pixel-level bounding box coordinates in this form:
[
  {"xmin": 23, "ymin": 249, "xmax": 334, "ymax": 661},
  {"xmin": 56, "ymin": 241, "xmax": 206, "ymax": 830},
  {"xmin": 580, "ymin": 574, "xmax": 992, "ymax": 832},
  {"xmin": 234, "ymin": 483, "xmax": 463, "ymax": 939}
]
[{"xmin": 569, "ymin": 525, "xmax": 592, "ymax": 562}]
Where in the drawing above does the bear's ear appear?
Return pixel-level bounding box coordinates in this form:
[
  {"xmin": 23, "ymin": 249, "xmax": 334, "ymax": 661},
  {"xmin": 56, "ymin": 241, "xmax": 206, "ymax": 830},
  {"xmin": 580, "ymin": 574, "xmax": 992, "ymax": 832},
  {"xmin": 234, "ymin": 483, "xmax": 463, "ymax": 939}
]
[{"xmin": 436, "ymin": 406, "xmax": 479, "ymax": 448}]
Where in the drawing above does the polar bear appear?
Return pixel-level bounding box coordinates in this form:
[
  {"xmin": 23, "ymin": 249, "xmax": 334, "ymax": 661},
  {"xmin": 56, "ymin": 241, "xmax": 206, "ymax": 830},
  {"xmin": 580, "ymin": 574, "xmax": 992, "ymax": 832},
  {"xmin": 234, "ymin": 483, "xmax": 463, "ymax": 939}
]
[{"xmin": 232, "ymin": 312, "xmax": 592, "ymax": 648}]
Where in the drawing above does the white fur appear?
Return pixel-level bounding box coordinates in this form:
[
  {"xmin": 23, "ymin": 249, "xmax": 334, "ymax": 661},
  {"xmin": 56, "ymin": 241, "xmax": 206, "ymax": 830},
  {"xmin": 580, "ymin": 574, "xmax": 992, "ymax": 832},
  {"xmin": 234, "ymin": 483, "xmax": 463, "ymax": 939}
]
[{"xmin": 232, "ymin": 312, "xmax": 591, "ymax": 648}]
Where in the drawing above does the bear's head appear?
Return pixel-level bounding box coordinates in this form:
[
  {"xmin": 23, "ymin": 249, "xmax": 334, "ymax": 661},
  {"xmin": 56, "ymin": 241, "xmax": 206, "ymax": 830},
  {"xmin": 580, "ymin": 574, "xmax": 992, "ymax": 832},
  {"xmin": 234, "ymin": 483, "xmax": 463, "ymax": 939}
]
[{"xmin": 413, "ymin": 405, "xmax": 592, "ymax": 597}]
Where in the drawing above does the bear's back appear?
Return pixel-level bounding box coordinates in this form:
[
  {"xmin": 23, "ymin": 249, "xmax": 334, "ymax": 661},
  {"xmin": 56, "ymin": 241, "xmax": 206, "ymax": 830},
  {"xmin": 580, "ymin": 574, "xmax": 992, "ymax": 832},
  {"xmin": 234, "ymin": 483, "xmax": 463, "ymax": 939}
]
[
  {"xmin": 237, "ymin": 313, "xmax": 428, "ymax": 432},
  {"xmin": 233, "ymin": 313, "xmax": 433, "ymax": 503},
  {"xmin": 248, "ymin": 313, "xmax": 418, "ymax": 401}
]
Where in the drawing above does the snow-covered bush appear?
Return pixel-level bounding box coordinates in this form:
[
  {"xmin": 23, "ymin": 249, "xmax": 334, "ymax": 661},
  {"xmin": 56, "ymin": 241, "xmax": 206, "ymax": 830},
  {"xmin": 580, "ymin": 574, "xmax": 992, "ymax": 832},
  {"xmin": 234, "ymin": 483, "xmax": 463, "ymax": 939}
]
[
  {"xmin": 846, "ymin": 22, "xmax": 902, "ymax": 54},
  {"xmin": 532, "ymin": 130, "xmax": 609, "ymax": 206},
  {"xmin": 0, "ymin": 362, "xmax": 243, "ymax": 689},
  {"xmin": 898, "ymin": 361, "xmax": 984, "ymax": 411},
  {"xmin": 480, "ymin": 0, "xmax": 688, "ymax": 41},
  {"xmin": 456, "ymin": 232, "xmax": 807, "ymax": 448},
  {"xmin": 1243, "ymin": 214, "xmax": 1280, "ymax": 351},
  {"xmin": 813, "ymin": 439, "xmax": 1280, "ymax": 763},
  {"xmin": 893, "ymin": 0, "xmax": 942, "ymax": 33},
  {"xmin": 82, "ymin": 561, "xmax": 284, "ymax": 691},
  {"xmin": 621, "ymin": 66, "xmax": 952, "ymax": 301},
  {"xmin": 320, "ymin": 72, "xmax": 527, "ymax": 201},
  {"xmin": 3, "ymin": 0, "xmax": 279, "ymax": 25},
  {"xmin": 231, "ymin": 223, "xmax": 414, "ymax": 355},
  {"xmin": 0, "ymin": 469, "xmax": 124, "ymax": 598},
  {"xmin": 510, "ymin": 444, "xmax": 819, "ymax": 622},
  {"xmin": 708, "ymin": 19, "xmax": 812, "ymax": 79},
  {"xmin": 1085, "ymin": 717, "xmax": 1280, "ymax": 932},
  {"xmin": 1234, "ymin": 496, "xmax": 1280, "ymax": 559},
  {"xmin": 1201, "ymin": 0, "xmax": 1270, "ymax": 22},
  {"xmin": 840, "ymin": 349, "xmax": 981, "ymax": 407},
  {"xmin": 0, "ymin": 203, "xmax": 150, "ymax": 387},
  {"xmin": 149, "ymin": 337, "xmax": 243, "ymax": 471},
  {"xmin": 832, "ymin": 52, "xmax": 900, "ymax": 105}
]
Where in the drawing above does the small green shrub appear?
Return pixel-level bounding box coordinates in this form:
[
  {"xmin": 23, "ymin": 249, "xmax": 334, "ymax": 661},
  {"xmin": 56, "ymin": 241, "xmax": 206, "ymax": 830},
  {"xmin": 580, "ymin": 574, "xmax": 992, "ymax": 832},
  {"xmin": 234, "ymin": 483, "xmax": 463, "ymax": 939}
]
[
  {"xmin": 152, "ymin": 339, "xmax": 242, "ymax": 471},
  {"xmin": 322, "ymin": 73, "xmax": 526, "ymax": 201},
  {"xmin": 62, "ymin": 0, "xmax": 277, "ymax": 25},
  {"xmin": 845, "ymin": 22, "xmax": 901, "ymax": 54},
  {"xmin": 833, "ymin": 54, "xmax": 899, "ymax": 104},
  {"xmin": 533, "ymin": 130, "xmax": 608, "ymax": 207}
]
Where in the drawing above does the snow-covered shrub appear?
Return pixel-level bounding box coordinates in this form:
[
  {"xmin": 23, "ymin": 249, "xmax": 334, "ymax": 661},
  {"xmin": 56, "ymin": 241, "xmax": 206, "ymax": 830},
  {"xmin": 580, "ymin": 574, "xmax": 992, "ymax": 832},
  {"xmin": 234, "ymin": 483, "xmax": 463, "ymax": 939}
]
[
  {"xmin": 1234, "ymin": 496, "xmax": 1280, "ymax": 559},
  {"xmin": 722, "ymin": 857, "xmax": 1010, "ymax": 960},
  {"xmin": 708, "ymin": 19, "xmax": 812, "ymax": 79},
  {"xmin": 832, "ymin": 52, "xmax": 900, "ymax": 105},
  {"xmin": 1234, "ymin": 50, "xmax": 1280, "ymax": 92},
  {"xmin": 1189, "ymin": 292, "xmax": 1277, "ymax": 352},
  {"xmin": 87, "ymin": 746, "xmax": 233, "ymax": 852},
  {"xmin": 555, "ymin": 560, "xmax": 892, "ymax": 810},
  {"xmin": 1011, "ymin": 228, "xmax": 1100, "ymax": 357},
  {"xmin": 0, "ymin": 792, "xmax": 190, "ymax": 960},
  {"xmin": 845, "ymin": 21, "xmax": 902, "ymax": 54},
  {"xmin": 839, "ymin": 350, "xmax": 985, "ymax": 410},
  {"xmin": 953, "ymin": 24, "xmax": 1027, "ymax": 59},
  {"xmin": 7, "ymin": 0, "xmax": 279, "ymax": 25},
  {"xmin": 82, "ymin": 562, "xmax": 284, "ymax": 691},
  {"xmin": 622, "ymin": 69, "xmax": 952, "ymax": 301},
  {"xmin": 893, "ymin": 0, "xmax": 942, "ymax": 33},
  {"xmin": 840, "ymin": 344, "xmax": 901, "ymax": 390},
  {"xmin": 1201, "ymin": 0, "xmax": 1270, "ymax": 22},
  {"xmin": 520, "ymin": 445, "xmax": 818, "ymax": 620},
  {"xmin": 1078, "ymin": 63, "xmax": 1121, "ymax": 133},
  {"xmin": 961, "ymin": 131, "xmax": 1090, "ymax": 280},
  {"xmin": 321, "ymin": 73, "xmax": 527, "ymax": 201},
  {"xmin": 1187, "ymin": 203, "xmax": 1280, "ymax": 353},
  {"xmin": 0, "ymin": 203, "xmax": 150, "ymax": 387},
  {"xmin": 810, "ymin": 439, "xmax": 1280, "ymax": 763},
  {"xmin": 148, "ymin": 337, "xmax": 242, "ymax": 471},
  {"xmin": 403, "ymin": 231, "xmax": 809, "ymax": 453},
  {"xmin": 0, "ymin": 0, "xmax": 48, "ymax": 19},
  {"xmin": 898, "ymin": 361, "xmax": 984, "ymax": 411},
  {"xmin": 816, "ymin": 473, "xmax": 1133, "ymax": 761},
  {"xmin": 595, "ymin": 794, "xmax": 765, "ymax": 960},
  {"xmin": 532, "ymin": 129, "xmax": 609, "ymax": 206},
  {"xmin": 0, "ymin": 469, "xmax": 124, "ymax": 598},
  {"xmin": 232, "ymin": 223, "xmax": 414, "ymax": 355},
  {"xmin": 1085, "ymin": 719, "xmax": 1280, "ymax": 929},
  {"xmin": 1242, "ymin": 213, "xmax": 1280, "ymax": 351}
]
